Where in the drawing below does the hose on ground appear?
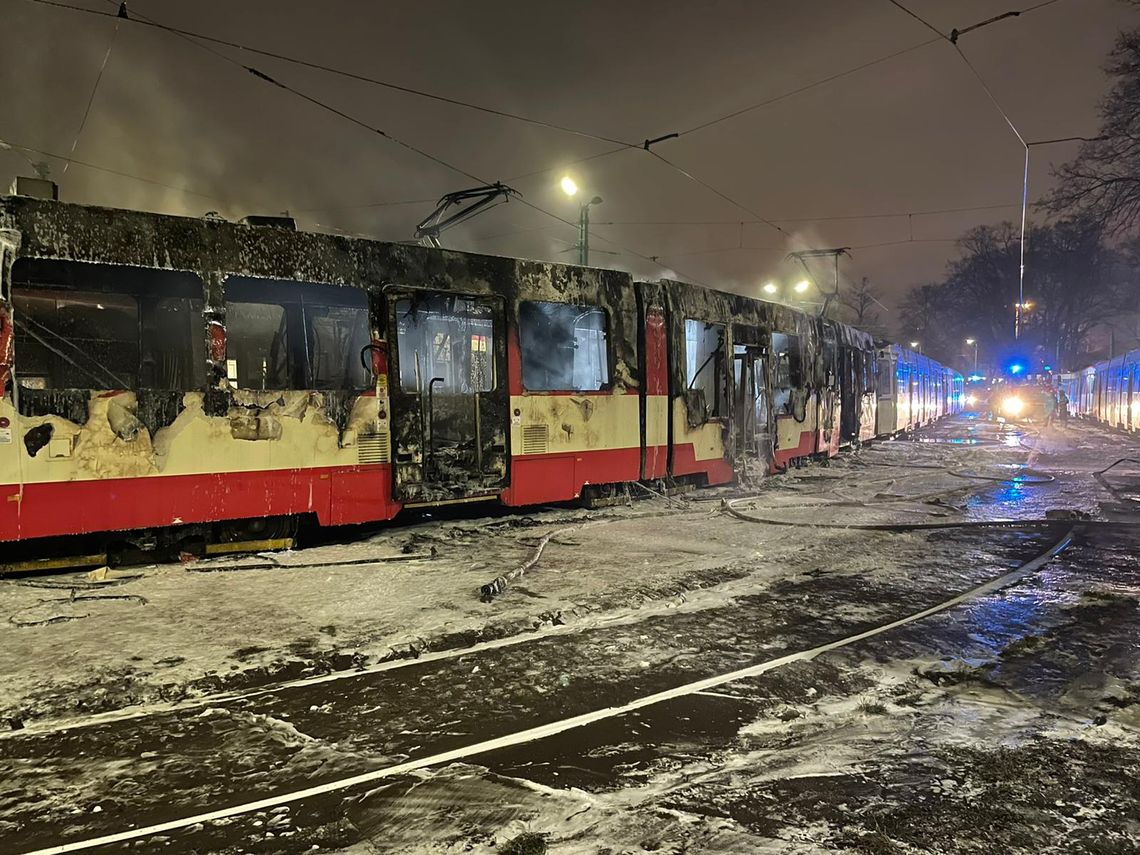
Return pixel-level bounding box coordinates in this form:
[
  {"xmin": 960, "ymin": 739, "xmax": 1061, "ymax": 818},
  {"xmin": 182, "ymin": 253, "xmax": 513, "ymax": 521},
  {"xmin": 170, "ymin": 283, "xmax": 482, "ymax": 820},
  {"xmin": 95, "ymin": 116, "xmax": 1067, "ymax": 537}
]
[
  {"xmin": 1093, "ymin": 457, "xmax": 1140, "ymax": 507},
  {"xmin": 721, "ymin": 497, "xmax": 1139, "ymax": 532},
  {"xmin": 479, "ymin": 526, "xmax": 575, "ymax": 602}
]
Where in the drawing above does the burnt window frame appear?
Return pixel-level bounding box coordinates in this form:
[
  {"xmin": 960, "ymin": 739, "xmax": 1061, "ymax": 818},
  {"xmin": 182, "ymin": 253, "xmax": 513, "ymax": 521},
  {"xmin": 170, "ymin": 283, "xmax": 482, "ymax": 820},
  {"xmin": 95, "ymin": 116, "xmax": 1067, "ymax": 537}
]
[
  {"xmin": 9, "ymin": 257, "xmax": 208, "ymax": 393},
  {"xmin": 771, "ymin": 332, "xmax": 803, "ymax": 390},
  {"xmin": 517, "ymin": 299, "xmax": 613, "ymax": 393},
  {"xmin": 392, "ymin": 291, "xmax": 499, "ymax": 395},
  {"xmin": 222, "ymin": 276, "xmax": 372, "ymax": 393},
  {"xmin": 684, "ymin": 317, "xmax": 727, "ymax": 418}
]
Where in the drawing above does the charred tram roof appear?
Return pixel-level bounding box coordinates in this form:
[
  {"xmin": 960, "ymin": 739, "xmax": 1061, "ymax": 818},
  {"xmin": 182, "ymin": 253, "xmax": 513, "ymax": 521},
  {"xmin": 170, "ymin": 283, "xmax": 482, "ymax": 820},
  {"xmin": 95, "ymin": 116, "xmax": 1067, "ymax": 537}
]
[
  {"xmin": 0, "ymin": 195, "xmax": 630, "ymax": 304},
  {"xmin": 0, "ymin": 195, "xmax": 871, "ymax": 353}
]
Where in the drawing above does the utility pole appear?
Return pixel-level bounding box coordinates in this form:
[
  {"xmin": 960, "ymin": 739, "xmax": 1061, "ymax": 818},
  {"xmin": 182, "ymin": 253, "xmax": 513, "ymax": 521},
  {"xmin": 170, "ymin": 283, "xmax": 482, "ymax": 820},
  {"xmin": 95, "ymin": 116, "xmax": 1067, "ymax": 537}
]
[
  {"xmin": 578, "ymin": 204, "xmax": 589, "ymax": 267},
  {"xmin": 560, "ymin": 176, "xmax": 603, "ymax": 267}
]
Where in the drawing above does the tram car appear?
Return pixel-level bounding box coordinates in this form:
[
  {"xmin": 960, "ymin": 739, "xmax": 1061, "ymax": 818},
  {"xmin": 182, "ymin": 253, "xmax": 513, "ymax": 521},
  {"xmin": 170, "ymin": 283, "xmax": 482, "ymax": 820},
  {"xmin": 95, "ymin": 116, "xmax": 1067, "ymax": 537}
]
[
  {"xmin": 874, "ymin": 344, "xmax": 964, "ymax": 436},
  {"xmin": 0, "ymin": 188, "xmax": 961, "ymax": 557},
  {"xmin": 1058, "ymin": 348, "xmax": 1140, "ymax": 432}
]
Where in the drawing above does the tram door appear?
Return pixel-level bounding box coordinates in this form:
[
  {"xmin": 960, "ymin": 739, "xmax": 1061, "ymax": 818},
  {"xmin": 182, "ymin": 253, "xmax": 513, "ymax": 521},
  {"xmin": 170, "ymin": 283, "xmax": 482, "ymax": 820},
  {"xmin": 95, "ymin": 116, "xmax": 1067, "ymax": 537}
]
[
  {"xmin": 839, "ymin": 346, "xmax": 859, "ymax": 443},
  {"xmin": 387, "ymin": 289, "xmax": 508, "ymax": 504},
  {"xmin": 733, "ymin": 344, "xmax": 772, "ymax": 464}
]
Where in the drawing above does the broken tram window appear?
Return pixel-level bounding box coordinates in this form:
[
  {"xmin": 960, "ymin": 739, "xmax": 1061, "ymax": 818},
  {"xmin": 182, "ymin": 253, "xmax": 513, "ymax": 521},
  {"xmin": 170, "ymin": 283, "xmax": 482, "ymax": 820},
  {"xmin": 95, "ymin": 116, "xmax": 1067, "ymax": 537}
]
[
  {"xmin": 518, "ymin": 301, "xmax": 609, "ymax": 392},
  {"xmin": 11, "ymin": 259, "xmax": 205, "ymax": 391},
  {"xmin": 394, "ymin": 294, "xmax": 495, "ymax": 394},
  {"xmin": 223, "ymin": 277, "xmax": 370, "ymax": 391},
  {"xmin": 685, "ymin": 319, "xmax": 725, "ymax": 417},
  {"xmin": 771, "ymin": 332, "xmax": 803, "ymax": 415}
]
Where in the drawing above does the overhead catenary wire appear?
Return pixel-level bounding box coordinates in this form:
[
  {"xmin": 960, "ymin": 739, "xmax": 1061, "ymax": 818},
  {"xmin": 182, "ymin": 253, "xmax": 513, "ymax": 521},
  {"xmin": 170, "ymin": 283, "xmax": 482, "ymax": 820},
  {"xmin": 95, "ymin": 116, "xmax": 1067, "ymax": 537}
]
[
  {"xmin": 29, "ymin": 0, "xmax": 638, "ymax": 150},
  {"xmin": 62, "ymin": 12, "xmax": 120, "ymax": 174},
  {"xmin": 595, "ymin": 201, "xmax": 1022, "ymax": 226},
  {"xmin": 22, "ymin": 0, "xmax": 1074, "ymax": 290},
  {"xmin": 675, "ymin": 36, "xmax": 942, "ymax": 138},
  {"xmin": 882, "ymin": 0, "xmax": 1074, "ymax": 336},
  {"xmin": 38, "ymin": 0, "xmax": 701, "ymax": 286},
  {"xmin": 0, "ymin": 138, "xmax": 223, "ymax": 200}
]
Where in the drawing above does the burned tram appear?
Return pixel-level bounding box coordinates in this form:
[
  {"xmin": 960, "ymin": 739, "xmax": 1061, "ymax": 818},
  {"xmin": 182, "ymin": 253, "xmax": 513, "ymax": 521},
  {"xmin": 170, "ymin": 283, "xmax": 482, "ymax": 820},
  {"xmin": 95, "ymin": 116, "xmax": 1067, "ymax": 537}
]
[{"xmin": 0, "ymin": 193, "xmax": 961, "ymax": 556}]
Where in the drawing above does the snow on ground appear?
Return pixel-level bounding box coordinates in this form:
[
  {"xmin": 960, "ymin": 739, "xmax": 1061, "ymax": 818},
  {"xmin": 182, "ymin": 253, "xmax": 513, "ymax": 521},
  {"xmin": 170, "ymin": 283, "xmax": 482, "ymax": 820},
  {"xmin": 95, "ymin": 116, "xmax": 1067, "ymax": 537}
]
[{"xmin": 0, "ymin": 418, "xmax": 1126, "ymax": 731}]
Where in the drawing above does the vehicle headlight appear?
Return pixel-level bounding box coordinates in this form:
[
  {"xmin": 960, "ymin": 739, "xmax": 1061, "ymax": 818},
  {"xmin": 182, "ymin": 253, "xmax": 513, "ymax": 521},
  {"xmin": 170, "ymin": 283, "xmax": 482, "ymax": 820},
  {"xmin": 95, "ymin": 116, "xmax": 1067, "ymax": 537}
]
[
  {"xmin": 966, "ymin": 394, "xmax": 978, "ymax": 406},
  {"xmin": 1001, "ymin": 395, "xmax": 1024, "ymax": 416}
]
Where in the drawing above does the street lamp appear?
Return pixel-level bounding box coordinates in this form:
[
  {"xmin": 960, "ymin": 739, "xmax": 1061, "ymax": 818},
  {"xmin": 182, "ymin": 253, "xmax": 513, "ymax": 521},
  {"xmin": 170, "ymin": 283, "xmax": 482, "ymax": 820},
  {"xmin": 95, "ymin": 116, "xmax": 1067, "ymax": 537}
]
[
  {"xmin": 762, "ymin": 281, "xmax": 778, "ymax": 295},
  {"xmin": 966, "ymin": 338, "xmax": 978, "ymax": 373},
  {"xmin": 561, "ymin": 176, "xmax": 601, "ymax": 266},
  {"xmin": 793, "ymin": 279, "xmax": 810, "ymax": 294},
  {"xmin": 1014, "ymin": 301, "xmax": 1035, "ymax": 339},
  {"xmin": 909, "ymin": 341, "xmax": 921, "ymax": 354}
]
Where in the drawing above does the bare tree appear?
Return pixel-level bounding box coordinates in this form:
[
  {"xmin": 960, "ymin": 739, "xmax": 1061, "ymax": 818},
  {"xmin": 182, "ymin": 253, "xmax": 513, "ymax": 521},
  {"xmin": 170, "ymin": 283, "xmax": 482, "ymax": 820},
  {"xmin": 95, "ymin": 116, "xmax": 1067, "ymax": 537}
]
[
  {"xmin": 841, "ymin": 276, "xmax": 883, "ymax": 330},
  {"xmin": 1045, "ymin": 29, "xmax": 1140, "ymax": 233},
  {"xmin": 1024, "ymin": 218, "xmax": 1129, "ymax": 366},
  {"xmin": 900, "ymin": 220, "xmax": 1131, "ymax": 370},
  {"xmin": 899, "ymin": 282, "xmax": 956, "ymax": 363}
]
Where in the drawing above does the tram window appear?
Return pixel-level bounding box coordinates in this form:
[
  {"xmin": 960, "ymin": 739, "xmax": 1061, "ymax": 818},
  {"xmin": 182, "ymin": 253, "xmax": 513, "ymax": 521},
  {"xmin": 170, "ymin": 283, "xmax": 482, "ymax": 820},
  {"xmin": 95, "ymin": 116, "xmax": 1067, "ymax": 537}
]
[
  {"xmin": 225, "ymin": 301, "xmax": 292, "ymax": 390},
  {"xmin": 771, "ymin": 333, "xmax": 803, "ymax": 388},
  {"xmin": 224, "ymin": 277, "xmax": 370, "ymax": 391},
  {"xmin": 145, "ymin": 296, "xmax": 206, "ymax": 390},
  {"xmin": 686, "ymin": 319, "xmax": 724, "ymax": 416},
  {"xmin": 11, "ymin": 259, "xmax": 205, "ymax": 391},
  {"xmin": 395, "ymin": 294, "xmax": 495, "ymax": 394},
  {"xmin": 518, "ymin": 301, "xmax": 609, "ymax": 391}
]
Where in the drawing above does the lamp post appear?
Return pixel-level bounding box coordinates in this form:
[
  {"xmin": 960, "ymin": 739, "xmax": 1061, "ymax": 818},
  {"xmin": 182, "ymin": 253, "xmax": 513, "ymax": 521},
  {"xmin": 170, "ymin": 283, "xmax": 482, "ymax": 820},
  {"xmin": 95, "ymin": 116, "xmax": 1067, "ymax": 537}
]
[
  {"xmin": 560, "ymin": 176, "xmax": 602, "ymax": 266},
  {"xmin": 966, "ymin": 338, "xmax": 978, "ymax": 372},
  {"xmin": 1014, "ymin": 300, "xmax": 1034, "ymax": 339},
  {"xmin": 909, "ymin": 340, "xmax": 922, "ymax": 355}
]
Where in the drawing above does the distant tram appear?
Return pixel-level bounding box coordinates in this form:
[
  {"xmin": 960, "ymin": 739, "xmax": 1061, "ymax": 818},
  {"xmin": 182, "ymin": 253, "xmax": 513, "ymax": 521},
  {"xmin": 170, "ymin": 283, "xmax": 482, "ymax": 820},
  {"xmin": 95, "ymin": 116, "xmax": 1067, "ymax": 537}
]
[
  {"xmin": 0, "ymin": 189, "xmax": 962, "ymax": 560},
  {"xmin": 1059, "ymin": 349, "xmax": 1140, "ymax": 432}
]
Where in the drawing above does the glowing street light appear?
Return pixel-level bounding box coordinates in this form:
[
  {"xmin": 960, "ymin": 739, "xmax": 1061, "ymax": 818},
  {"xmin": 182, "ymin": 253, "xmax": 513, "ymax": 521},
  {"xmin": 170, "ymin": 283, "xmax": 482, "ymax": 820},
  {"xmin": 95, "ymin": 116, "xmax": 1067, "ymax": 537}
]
[
  {"xmin": 909, "ymin": 341, "xmax": 919, "ymax": 348},
  {"xmin": 966, "ymin": 338, "xmax": 978, "ymax": 372},
  {"xmin": 762, "ymin": 281, "xmax": 778, "ymax": 295},
  {"xmin": 561, "ymin": 176, "xmax": 602, "ymax": 265},
  {"xmin": 793, "ymin": 279, "xmax": 810, "ymax": 294}
]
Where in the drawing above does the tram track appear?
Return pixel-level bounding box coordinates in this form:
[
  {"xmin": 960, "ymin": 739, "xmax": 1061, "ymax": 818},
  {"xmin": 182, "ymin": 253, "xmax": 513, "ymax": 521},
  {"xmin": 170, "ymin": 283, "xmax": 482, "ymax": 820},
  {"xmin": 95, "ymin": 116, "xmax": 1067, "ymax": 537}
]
[{"xmin": 14, "ymin": 525, "xmax": 1078, "ymax": 855}]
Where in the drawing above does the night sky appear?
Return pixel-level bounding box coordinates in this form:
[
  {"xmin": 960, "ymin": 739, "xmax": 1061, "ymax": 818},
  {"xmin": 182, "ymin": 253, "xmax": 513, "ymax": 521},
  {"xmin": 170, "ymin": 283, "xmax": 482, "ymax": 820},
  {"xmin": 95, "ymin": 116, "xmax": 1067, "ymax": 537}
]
[{"xmin": 3, "ymin": 0, "xmax": 1136, "ymax": 319}]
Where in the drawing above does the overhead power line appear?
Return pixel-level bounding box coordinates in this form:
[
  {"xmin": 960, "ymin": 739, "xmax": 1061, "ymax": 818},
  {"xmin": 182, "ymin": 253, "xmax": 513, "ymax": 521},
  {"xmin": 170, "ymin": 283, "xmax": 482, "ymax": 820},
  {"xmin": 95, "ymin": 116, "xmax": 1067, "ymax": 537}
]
[
  {"xmin": 0, "ymin": 137, "xmax": 222, "ymax": 200},
  {"xmin": 27, "ymin": 0, "xmax": 702, "ymax": 285},
  {"xmin": 883, "ymin": 0, "xmax": 1074, "ymax": 338},
  {"xmin": 647, "ymin": 150, "xmax": 789, "ymax": 240},
  {"xmin": 885, "ymin": 0, "xmax": 948, "ymax": 40},
  {"xmin": 29, "ymin": 0, "xmax": 638, "ymax": 149},
  {"xmin": 593, "ymin": 201, "xmax": 1021, "ymax": 227},
  {"xmin": 676, "ymin": 36, "xmax": 941, "ymax": 137},
  {"xmin": 62, "ymin": 12, "xmax": 120, "ymax": 174}
]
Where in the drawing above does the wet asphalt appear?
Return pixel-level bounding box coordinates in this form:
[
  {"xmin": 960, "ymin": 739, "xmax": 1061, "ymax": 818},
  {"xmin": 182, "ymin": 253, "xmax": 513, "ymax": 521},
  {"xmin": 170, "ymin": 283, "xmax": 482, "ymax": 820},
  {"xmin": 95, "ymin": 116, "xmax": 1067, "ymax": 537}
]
[{"xmin": 1, "ymin": 418, "xmax": 1138, "ymax": 854}]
